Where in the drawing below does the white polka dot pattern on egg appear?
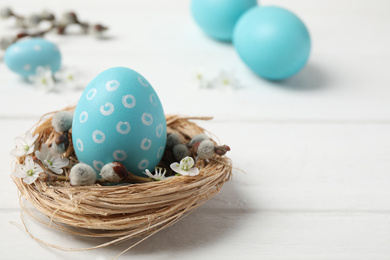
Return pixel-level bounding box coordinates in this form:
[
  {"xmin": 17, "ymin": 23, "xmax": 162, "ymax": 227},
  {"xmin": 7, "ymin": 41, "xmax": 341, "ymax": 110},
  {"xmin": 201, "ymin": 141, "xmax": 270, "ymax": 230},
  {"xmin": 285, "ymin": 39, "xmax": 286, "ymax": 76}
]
[
  {"xmin": 113, "ymin": 150, "xmax": 127, "ymax": 161},
  {"xmin": 34, "ymin": 45, "xmax": 41, "ymax": 51},
  {"xmin": 140, "ymin": 138, "xmax": 152, "ymax": 150},
  {"xmin": 93, "ymin": 160, "xmax": 104, "ymax": 171},
  {"xmin": 100, "ymin": 102, "xmax": 114, "ymax": 116},
  {"xmin": 138, "ymin": 76, "xmax": 149, "ymax": 87},
  {"xmin": 116, "ymin": 121, "xmax": 131, "ymax": 134},
  {"xmin": 79, "ymin": 111, "xmax": 88, "ymax": 123},
  {"xmin": 149, "ymin": 94, "xmax": 158, "ymax": 106},
  {"xmin": 156, "ymin": 124, "xmax": 163, "ymax": 138},
  {"xmin": 157, "ymin": 146, "xmax": 164, "ymax": 159},
  {"xmin": 76, "ymin": 139, "xmax": 84, "ymax": 152},
  {"xmin": 122, "ymin": 95, "xmax": 136, "ymax": 108},
  {"xmin": 138, "ymin": 159, "xmax": 149, "ymax": 170},
  {"xmin": 86, "ymin": 88, "xmax": 97, "ymax": 100},
  {"xmin": 92, "ymin": 130, "xmax": 106, "ymax": 144},
  {"xmin": 116, "ymin": 121, "xmax": 131, "ymax": 135},
  {"xmin": 106, "ymin": 80, "xmax": 120, "ymax": 91},
  {"xmin": 141, "ymin": 113, "xmax": 153, "ymax": 126}
]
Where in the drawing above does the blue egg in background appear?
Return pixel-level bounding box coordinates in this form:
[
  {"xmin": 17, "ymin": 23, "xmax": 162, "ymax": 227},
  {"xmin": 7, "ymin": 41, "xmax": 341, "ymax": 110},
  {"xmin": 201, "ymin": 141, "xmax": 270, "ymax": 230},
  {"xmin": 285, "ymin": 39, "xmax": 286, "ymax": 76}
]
[
  {"xmin": 72, "ymin": 67, "xmax": 167, "ymax": 177},
  {"xmin": 191, "ymin": 0, "xmax": 258, "ymax": 42},
  {"xmin": 233, "ymin": 6, "xmax": 311, "ymax": 80},
  {"xmin": 4, "ymin": 38, "xmax": 61, "ymax": 77}
]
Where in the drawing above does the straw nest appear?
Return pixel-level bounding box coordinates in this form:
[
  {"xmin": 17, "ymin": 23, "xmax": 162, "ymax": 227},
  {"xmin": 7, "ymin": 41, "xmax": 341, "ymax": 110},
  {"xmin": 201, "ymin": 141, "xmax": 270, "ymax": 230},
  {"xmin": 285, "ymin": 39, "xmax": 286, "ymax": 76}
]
[{"xmin": 12, "ymin": 106, "xmax": 232, "ymax": 249}]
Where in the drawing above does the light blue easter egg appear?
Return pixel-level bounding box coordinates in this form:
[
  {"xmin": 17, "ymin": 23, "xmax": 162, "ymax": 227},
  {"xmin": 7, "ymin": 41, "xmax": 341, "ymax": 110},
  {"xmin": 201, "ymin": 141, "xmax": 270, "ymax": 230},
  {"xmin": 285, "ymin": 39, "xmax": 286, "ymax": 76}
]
[
  {"xmin": 72, "ymin": 67, "xmax": 167, "ymax": 177},
  {"xmin": 4, "ymin": 38, "xmax": 61, "ymax": 77},
  {"xmin": 233, "ymin": 6, "xmax": 311, "ymax": 80},
  {"xmin": 191, "ymin": 0, "xmax": 258, "ymax": 42}
]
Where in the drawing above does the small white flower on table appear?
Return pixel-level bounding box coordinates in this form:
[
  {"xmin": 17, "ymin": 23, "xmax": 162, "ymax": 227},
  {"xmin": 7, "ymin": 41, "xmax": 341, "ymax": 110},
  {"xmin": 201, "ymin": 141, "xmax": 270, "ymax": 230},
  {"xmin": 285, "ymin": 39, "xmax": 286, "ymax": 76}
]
[
  {"xmin": 211, "ymin": 71, "xmax": 241, "ymax": 90},
  {"xmin": 35, "ymin": 143, "xmax": 69, "ymax": 174},
  {"xmin": 10, "ymin": 131, "xmax": 38, "ymax": 157},
  {"xmin": 28, "ymin": 66, "xmax": 55, "ymax": 91},
  {"xmin": 55, "ymin": 67, "xmax": 81, "ymax": 90},
  {"xmin": 191, "ymin": 67, "xmax": 209, "ymax": 89},
  {"xmin": 144, "ymin": 167, "xmax": 168, "ymax": 181},
  {"xmin": 170, "ymin": 156, "xmax": 199, "ymax": 176},
  {"xmin": 12, "ymin": 156, "xmax": 43, "ymax": 184}
]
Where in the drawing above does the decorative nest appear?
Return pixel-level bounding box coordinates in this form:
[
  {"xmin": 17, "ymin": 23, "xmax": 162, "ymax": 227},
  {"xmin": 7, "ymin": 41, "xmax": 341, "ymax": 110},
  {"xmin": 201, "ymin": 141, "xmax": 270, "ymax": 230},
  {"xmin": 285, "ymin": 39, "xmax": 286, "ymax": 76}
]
[{"xmin": 12, "ymin": 106, "xmax": 232, "ymax": 250}]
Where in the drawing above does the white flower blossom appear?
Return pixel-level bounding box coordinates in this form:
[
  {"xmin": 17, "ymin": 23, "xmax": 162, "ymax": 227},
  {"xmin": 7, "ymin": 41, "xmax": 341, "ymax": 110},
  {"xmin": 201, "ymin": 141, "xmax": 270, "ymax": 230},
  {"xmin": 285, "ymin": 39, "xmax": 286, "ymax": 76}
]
[
  {"xmin": 28, "ymin": 66, "xmax": 55, "ymax": 91},
  {"xmin": 10, "ymin": 131, "xmax": 38, "ymax": 157},
  {"xmin": 192, "ymin": 69, "xmax": 242, "ymax": 90},
  {"xmin": 55, "ymin": 67, "xmax": 82, "ymax": 90},
  {"xmin": 211, "ymin": 71, "xmax": 241, "ymax": 90},
  {"xmin": 144, "ymin": 167, "xmax": 168, "ymax": 181},
  {"xmin": 170, "ymin": 156, "xmax": 199, "ymax": 176},
  {"xmin": 12, "ymin": 156, "xmax": 43, "ymax": 184},
  {"xmin": 191, "ymin": 67, "xmax": 209, "ymax": 89},
  {"xmin": 35, "ymin": 143, "xmax": 69, "ymax": 174}
]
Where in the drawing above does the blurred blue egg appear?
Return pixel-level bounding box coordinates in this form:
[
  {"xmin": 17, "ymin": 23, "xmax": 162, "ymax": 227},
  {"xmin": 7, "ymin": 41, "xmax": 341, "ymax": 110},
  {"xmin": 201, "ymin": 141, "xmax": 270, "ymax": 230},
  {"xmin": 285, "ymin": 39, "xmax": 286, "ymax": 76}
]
[
  {"xmin": 191, "ymin": 0, "xmax": 258, "ymax": 42},
  {"xmin": 4, "ymin": 38, "xmax": 61, "ymax": 77},
  {"xmin": 233, "ymin": 6, "xmax": 311, "ymax": 80},
  {"xmin": 72, "ymin": 67, "xmax": 167, "ymax": 177}
]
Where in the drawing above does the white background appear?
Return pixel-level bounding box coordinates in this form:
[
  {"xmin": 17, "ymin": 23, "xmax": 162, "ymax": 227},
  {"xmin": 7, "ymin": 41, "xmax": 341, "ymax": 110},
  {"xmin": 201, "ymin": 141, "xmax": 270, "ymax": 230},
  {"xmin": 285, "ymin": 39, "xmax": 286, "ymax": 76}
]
[{"xmin": 1, "ymin": 0, "xmax": 390, "ymax": 259}]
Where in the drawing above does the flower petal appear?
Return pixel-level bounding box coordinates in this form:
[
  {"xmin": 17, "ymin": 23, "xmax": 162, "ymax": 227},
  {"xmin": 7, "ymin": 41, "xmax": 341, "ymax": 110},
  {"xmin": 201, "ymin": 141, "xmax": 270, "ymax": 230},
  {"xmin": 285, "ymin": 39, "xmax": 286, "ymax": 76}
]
[
  {"xmin": 23, "ymin": 175, "xmax": 38, "ymax": 185},
  {"xmin": 187, "ymin": 167, "xmax": 199, "ymax": 176},
  {"xmin": 143, "ymin": 169, "xmax": 154, "ymax": 178},
  {"xmin": 34, "ymin": 163, "xmax": 43, "ymax": 173},
  {"xmin": 49, "ymin": 166, "xmax": 63, "ymax": 175},
  {"xmin": 35, "ymin": 150, "xmax": 43, "ymax": 161},
  {"xmin": 25, "ymin": 132, "xmax": 38, "ymax": 145},
  {"xmin": 15, "ymin": 135, "xmax": 29, "ymax": 145},
  {"xmin": 12, "ymin": 168, "xmax": 27, "ymax": 178},
  {"xmin": 178, "ymin": 169, "xmax": 189, "ymax": 176},
  {"xmin": 24, "ymin": 131, "xmax": 32, "ymax": 141},
  {"xmin": 52, "ymin": 158, "xmax": 69, "ymax": 168},
  {"xmin": 170, "ymin": 163, "xmax": 181, "ymax": 174},
  {"xmin": 41, "ymin": 143, "xmax": 50, "ymax": 155},
  {"xmin": 187, "ymin": 157, "xmax": 195, "ymax": 168},
  {"xmin": 24, "ymin": 156, "xmax": 35, "ymax": 168},
  {"xmin": 26, "ymin": 145, "xmax": 35, "ymax": 155},
  {"xmin": 10, "ymin": 148, "xmax": 25, "ymax": 157}
]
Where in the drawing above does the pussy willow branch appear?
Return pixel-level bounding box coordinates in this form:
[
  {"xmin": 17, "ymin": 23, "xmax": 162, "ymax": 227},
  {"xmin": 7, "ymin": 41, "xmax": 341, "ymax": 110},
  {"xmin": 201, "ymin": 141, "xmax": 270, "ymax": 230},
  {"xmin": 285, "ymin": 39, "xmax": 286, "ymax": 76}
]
[{"xmin": 0, "ymin": 8, "xmax": 108, "ymax": 50}]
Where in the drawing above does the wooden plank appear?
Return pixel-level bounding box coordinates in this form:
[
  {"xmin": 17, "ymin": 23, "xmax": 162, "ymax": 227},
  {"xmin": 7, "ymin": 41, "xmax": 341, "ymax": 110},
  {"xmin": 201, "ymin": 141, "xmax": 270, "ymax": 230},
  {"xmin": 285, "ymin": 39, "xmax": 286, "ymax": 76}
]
[
  {"xmin": 1, "ymin": 209, "xmax": 389, "ymax": 260},
  {"xmin": 195, "ymin": 120, "xmax": 390, "ymax": 212}
]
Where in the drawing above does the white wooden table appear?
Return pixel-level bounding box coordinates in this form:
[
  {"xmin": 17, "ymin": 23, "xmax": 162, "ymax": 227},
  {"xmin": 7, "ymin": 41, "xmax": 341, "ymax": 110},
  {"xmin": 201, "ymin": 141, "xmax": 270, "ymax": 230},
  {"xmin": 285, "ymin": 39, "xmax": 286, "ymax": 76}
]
[{"xmin": 1, "ymin": 0, "xmax": 389, "ymax": 259}]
